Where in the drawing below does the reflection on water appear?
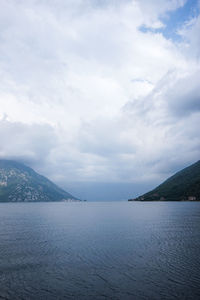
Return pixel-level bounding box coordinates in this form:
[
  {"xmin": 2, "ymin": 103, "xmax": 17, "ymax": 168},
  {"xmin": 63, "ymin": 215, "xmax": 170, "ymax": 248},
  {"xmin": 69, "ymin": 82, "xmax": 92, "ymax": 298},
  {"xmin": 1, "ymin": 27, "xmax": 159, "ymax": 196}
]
[{"xmin": 0, "ymin": 202, "xmax": 200, "ymax": 299}]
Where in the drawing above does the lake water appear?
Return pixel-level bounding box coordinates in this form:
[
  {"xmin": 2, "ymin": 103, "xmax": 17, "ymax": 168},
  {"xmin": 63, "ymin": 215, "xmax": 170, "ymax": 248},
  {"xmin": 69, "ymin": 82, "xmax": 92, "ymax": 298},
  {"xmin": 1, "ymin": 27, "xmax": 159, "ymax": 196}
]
[{"xmin": 0, "ymin": 202, "xmax": 200, "ymax": 300}]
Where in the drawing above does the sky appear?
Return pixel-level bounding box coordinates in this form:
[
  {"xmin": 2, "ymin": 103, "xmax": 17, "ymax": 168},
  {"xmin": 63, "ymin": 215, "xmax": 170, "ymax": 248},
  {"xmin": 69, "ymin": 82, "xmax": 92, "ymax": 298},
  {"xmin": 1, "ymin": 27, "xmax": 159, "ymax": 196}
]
[{"xmin": 0, "ymin": 0, "xmax": 200, "ymax": 201}]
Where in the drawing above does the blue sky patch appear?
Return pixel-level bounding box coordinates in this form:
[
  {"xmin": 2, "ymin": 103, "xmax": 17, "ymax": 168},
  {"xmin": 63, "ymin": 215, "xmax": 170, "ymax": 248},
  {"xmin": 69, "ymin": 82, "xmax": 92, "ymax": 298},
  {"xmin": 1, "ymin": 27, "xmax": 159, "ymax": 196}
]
[{"xmin": 140, "ymin": 0, "xmax": 200, "ymax": 41}]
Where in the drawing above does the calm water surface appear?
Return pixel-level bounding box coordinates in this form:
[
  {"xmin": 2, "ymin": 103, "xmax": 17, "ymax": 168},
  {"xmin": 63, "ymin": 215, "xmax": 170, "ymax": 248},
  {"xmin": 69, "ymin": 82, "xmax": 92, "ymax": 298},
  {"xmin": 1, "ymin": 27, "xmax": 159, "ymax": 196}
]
[{"xmin": 0, "ymin": 202, "xmax": 200, "ymax": 300}]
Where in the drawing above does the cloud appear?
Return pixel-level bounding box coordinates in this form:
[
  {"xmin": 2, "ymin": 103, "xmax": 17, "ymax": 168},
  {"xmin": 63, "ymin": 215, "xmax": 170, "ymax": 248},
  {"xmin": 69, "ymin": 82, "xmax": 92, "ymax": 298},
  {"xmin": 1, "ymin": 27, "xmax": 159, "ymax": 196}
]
[
  {"xmin": 166, "ymin": 71, "xmax": 200, "ymax": 115},
  {"xmin": 178, "ymin": 12, "xmax": 200, "ymax": 58},
  {"xmin": 0, "ymin": 0, "xmax": 200, "ymax": 200},
  {"xmin": 0, "ymin": 118, "xmax": 57, "ymax": 168}
]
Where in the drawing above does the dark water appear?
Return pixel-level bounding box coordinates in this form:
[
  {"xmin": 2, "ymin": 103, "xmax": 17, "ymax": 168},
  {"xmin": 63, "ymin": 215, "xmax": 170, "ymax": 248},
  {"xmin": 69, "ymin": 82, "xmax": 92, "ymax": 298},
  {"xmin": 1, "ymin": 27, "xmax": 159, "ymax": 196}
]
[{"xmin": 0, "ymin": 202, "xmax": 200, "ymax": 300}]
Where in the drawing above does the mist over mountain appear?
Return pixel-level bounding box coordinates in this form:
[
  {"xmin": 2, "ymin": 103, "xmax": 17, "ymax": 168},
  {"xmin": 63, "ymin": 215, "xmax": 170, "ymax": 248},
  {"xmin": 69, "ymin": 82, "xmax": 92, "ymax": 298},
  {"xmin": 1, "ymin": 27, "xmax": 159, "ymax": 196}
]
[{"xmin": 0, "ymin": 160, "xmax": 78, "ymax": 202}]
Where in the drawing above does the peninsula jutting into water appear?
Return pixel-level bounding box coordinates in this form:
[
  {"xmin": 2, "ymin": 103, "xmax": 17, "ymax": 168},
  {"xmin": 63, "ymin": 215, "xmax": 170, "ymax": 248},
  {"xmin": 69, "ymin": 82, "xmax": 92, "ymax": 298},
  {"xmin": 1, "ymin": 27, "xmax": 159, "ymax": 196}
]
[{"xmin": 129, "ymin": 160, "xmax": 200, "ymax": 201}]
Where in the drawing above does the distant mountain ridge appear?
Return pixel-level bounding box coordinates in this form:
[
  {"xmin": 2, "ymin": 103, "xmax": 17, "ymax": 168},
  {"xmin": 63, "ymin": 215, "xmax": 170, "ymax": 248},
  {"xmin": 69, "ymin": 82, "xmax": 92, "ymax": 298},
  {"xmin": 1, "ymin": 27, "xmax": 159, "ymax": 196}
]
[
  {"xmin": 129, "ymin": 160, "xmax": 200, "ymax": 201},
  {"xmin": 0, "ymin": 160, "xmax": 78, "ymax": 202}
]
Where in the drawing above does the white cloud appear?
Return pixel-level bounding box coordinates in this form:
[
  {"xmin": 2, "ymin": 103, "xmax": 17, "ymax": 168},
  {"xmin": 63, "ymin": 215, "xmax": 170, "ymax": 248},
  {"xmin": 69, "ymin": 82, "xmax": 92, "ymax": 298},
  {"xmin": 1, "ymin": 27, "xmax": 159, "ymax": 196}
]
[
  {"xmin": 178, "ymin": 13, "xmax": 200, "ymax": 58},
  {"xmin": 0, "ymin": 0, "xmax": 199, "ymax": 192}
]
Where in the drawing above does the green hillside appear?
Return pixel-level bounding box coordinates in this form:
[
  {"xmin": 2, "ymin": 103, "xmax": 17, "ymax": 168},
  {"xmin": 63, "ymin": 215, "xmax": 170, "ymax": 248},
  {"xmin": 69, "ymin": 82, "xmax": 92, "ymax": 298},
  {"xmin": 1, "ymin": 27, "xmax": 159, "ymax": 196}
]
[
  {"xmin": 0, "ymin": 160, "xmax": 78, "ymax": 202},
  {"xmin": 129, "ymin": 160, "xmax": 200, "ymax": 201}
]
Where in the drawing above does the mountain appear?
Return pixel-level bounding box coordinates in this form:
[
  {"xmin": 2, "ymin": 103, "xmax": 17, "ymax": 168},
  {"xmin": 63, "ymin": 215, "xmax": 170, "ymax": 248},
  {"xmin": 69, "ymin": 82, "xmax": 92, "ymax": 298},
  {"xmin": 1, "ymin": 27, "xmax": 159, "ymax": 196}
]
[
  {"xmin": 129, "ymin": 160, "xmax": 200, "ymax": 201},
  {"xmin": 0, "ymin": 160, "xmax": 79, "ymax": 202}
]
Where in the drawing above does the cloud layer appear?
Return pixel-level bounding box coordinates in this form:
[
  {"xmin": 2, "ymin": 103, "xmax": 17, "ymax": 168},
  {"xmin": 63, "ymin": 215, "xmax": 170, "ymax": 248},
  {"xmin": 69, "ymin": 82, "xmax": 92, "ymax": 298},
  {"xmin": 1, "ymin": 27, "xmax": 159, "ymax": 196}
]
[{"xmin": 0, "ymin": 0, "xmax": 200, "ymax": 199}]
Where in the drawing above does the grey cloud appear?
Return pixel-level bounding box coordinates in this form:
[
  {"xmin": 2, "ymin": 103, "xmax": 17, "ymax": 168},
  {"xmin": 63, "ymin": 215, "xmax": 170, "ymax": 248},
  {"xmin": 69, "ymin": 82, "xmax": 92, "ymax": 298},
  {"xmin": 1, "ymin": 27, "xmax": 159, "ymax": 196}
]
[
  {"xmin": 0, "ymin": 118, "xmax": 57, "ymax": 169},
  {"xmin": 126, "ymin": 69, "xmax": 200, "ymax": 123},
  {"xmin": 122, "ymin": 67, "xmax": 200, "ymax": 183},
  {"xmin": 77, "ymin": 119, "xmax": 136, "ymax": 157},
  {"xmin": 166, "ymin": 71, "xmax": 200, "ymax": 116}
]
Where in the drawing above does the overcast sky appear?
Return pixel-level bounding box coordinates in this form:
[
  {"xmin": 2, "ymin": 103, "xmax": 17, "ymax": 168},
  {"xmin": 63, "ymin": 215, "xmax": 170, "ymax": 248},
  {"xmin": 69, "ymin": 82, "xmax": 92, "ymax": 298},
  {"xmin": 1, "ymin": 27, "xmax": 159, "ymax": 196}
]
[{"xmin": 0, "ymin": 0, "xmax": 200, "ymax": 200}]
